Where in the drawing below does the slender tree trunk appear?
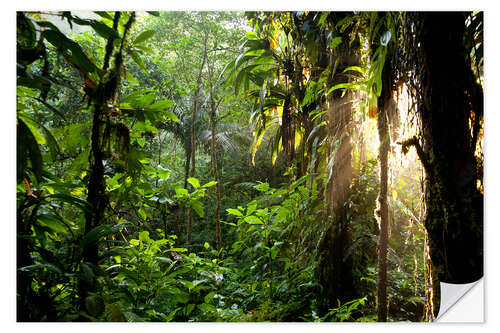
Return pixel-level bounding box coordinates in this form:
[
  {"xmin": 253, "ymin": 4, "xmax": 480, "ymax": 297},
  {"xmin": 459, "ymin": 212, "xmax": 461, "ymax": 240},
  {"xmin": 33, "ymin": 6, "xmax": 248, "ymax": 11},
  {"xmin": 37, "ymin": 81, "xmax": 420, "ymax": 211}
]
[
  {"xmin": 209, "ymin": 93, "xmax": 222, "ymax": 252},
  {"xmin": 186, "ymin": 32, "xmax": 209, "ymax": 250},
  {"xmin": 375, "ymin": 63, "xmax": 392, "ymax": 322},
  {"xmin": 183, "ymin": 141, "xmax": 191, "ymax": 189}
]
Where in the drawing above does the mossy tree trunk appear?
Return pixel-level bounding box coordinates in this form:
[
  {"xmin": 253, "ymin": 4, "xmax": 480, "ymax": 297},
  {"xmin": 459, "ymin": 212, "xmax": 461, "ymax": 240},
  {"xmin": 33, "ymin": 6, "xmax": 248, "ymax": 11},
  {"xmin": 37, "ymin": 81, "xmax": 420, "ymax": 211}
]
[
  {"xmin": 404, "ymin": 12, "xmax": 483, "ymax": 318},
  {"xmin": 80, "ymin": 12, "xmax": 135, "ymax": 308}
]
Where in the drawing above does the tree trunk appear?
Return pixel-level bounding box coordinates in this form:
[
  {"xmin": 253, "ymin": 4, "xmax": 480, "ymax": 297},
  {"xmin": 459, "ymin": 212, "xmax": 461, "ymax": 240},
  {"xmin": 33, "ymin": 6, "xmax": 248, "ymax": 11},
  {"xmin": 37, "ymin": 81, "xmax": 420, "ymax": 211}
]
[
  {"xmin": 209, "ymin": 93, "xmax": 222, "ymax": 253},
  {"xmin": 406, "ymin": 12, "xmax": 483, "ymax": 317},
  {"xmin": 80, "ymin": 12, "xmax": 135, "ymax": 308},
  {"xmin": 376, "ymin": 63, "xmax": 392, "ymax": 322},
  {"xmin": 186, "ymin": 32, "xmax": 208, "ymax": 250},
  {"xmin": 317, "ymin": 36, "xmax": 360, "ymax": 314}
]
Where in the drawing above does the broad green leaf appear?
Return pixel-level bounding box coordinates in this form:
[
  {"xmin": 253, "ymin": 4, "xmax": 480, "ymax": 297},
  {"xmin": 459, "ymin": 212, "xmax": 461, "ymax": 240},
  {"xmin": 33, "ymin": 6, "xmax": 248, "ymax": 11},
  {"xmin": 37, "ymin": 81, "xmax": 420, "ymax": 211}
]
[
  {"xmin": 226, "ymin": 208, "xmax": 243, "ymax": 217},
  {"xmin": 175, "ymin": 187, "xmax": 188, "ymax": 197},
  {"xmin": 148, "ymin": 99, "xmax": 174, "ymax": 110},
  {"xmin": 19, "ymin": 113, "xmax": 60, "ymax": 161},
  {"xmin": 130, "ymin": 50, "xmax": 146, "ymax": 72},
  {"xmin": 44, "ymin": 30, "xmax": 97, "ymax": 75},
  {"xmin": 70, "ymin": 16, "xmax": 120, "ymax": 40},
  {"xmin": 204, "ymin": 291, "xmax": 216, "ymax": 304},
  {"xmin": 81, "ymin": 225, "xmax": 111, "ymax": 248},
  {"xmin": 164, "ymin": 111, "xmax": 179, "ymax": 122},
  {"xmin": 47, "ymin": 193, "xmax": 91, "ymax": 212},
  {"xmin": 191, "ymin": 199, "xmax": 204, "ymax": 218},
  {"xmin": 198, "ymin": 303, "xmax": 216, "ymax": 313},
  {"xmin": 37, "ymin": 214, "xmax": 68, "ymax": 234},
  {"xmin": 134, "ymin": 30, "xmax": 155, "ymax": 44},
  {"xmin": 131, "ymin": 93, "xmax": 155, "ymax": 109},
  {"xmin": 85, "ymin": 294, "xmax": 105, "ymax": 318},
  {"xmin": 156, "ymin": 166, "xmax": 171, "ymax": 180},
  {"xmin": 187, "ymin": 177, "xmax": 200, "ymax": 188},
  {"xmin": 17, "ymin": 118, "xmax": 43, "ymax": 182},
  {"xmin": 138, "ymin": 208, "xmax": 147, "ymax": 220}
]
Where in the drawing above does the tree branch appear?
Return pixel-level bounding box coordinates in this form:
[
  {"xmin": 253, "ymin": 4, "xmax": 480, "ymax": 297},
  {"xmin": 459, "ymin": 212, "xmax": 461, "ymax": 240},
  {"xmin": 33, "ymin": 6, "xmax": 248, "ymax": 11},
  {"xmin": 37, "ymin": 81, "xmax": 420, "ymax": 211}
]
[{"xmin": 399, "ymin": 136, "xmax": 431, "ymax": 175}]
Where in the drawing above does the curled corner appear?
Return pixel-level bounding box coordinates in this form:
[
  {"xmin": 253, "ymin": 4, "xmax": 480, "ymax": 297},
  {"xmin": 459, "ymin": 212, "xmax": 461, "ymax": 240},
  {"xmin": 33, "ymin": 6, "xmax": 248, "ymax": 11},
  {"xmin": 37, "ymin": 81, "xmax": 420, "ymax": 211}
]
[{"xmin": 436, "ymin": 278, "xmax": 483, "ymax": 322}]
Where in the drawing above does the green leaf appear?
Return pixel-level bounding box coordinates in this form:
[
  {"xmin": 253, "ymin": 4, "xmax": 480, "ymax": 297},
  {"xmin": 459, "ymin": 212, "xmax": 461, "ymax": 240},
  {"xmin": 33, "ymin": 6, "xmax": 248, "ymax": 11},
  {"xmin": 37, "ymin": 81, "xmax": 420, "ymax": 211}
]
[
  {"xmin": 202, "ymin": 181, "xmax": 217, "ymax": 188},
  {"xmin": 19, "ymin": 114, "xmax": 46, "ymax": 144},
  {"xmin": 226, "ymin": 208, "xmax": 243, "ymax": 217},
  {"xmin": 343, "ymin": 66, "xmax": 365, "ymax": 75},
  {"xmin": 254, "ymin": 182, "xmax": 269, "ymax": 192},
  {"xmin": 70, "ymin": 16, "xmax": 120, "ymax": 40},
  {"xmin": 134, "ymin": 30, "xmax": 155, "ymax": 44},
  {"xmin": 204, "ymin": 242, "xmax": 210, "ymax": 250},
  {"xmin": 148, "ymin": 99, "xmax": 174, "ymax": 111},
  {"xmin": 164, "ymin": 111, "xmax": 179, "ymax": 122},
  {"xmin": 17, "ymin": 118, "xmax": 43, "ymax": 182},
  {"xmin": 44, "ymin": 30, "xmax": 97, "ymax": 75},
  {"xmin": 204, "ymin": 291, "xmax": 216, "ymax": 304},
  {"xmin": 130, "ymin": 49, "xmax": 146, "ymax": 72},
  {"xmin": 131, "ymin": 93, "xmax": 155, "ymax": 109},
  {"xmin": 167, "ymin": 248, "xmax": 188, "ymax": 252},
  {"xmin": 85, "ymin": 294, "xmax": 105, "ymax": 318},
  {"xmin": 328, "ymin": 36, "xmax": 342, "ymax": 49},
  {"xmin": 37, "ymin": 214, "xmax": 68, "ymax": 234},
  {"xmin": 94, "ymin": 11, "xmax": 114, "ymax": 20},
  {"xmin": 139, "ymin": 230, "xmax": 150, "ymax": 242},
  {"xmin": 47, "ymin": 193, "xmax": 91, "ymax": 212},
  {"xmin": 198, "ymin": 303, "xmax": 216, "ymax": 313},
  {"xmin": 19, "ymin": 113, "xmax": 60, "ymax": 161},
  {"xmin": 156, "ymin": 166, "xmax": 171, "ymax": 180},
  {"xmin": 290, "ymin": 174, "xmax": 314, "ymax": 192},
  {"xmin": 81, "ymin": 225, "xmax": 111, "ymax": 248},
  {"xmin": 184, "ymin": 303, "xmax": 195, "ymax": 316},
  {"xmin": 191, "ymin": 199, "xmax": 204, "ymax": 218},
  {"xmin": 175, "ymin": 187, "xmax": 188, "ymax": 197},
  {"xmin": 245, "ymin": 216, "xmax": 263, "ymax": 225},
  {"xmin": 187, "ymin": 177, "xmax": 200, "ymax": 189},
  {"xmin": 165, "ymin": 307, "xmax": 182, "ymax": 321},
  {"xmin": 138, "ymin": 208, "xmax": 147, "ymax": 220}
]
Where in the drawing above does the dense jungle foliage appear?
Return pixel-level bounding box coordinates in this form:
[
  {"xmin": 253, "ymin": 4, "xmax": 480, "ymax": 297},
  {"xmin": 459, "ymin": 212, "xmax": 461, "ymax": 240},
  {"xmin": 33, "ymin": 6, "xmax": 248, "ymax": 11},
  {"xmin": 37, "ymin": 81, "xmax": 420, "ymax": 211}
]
[{"xmin": 16, "ymin": 11, "xmax": 483, "ymax": 322}]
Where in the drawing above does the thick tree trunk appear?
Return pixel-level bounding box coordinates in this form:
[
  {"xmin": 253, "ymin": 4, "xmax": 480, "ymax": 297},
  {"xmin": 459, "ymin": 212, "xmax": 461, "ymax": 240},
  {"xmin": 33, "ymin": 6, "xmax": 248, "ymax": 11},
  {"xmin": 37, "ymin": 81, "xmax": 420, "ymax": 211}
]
[
  {"xmin": 405, "ymin": 12, "xmax": 483, "ymax": 318},
  {"xmin": 419, "ymin": 12, "xmax": 483, "ymax": 283},
  {"xmin": 317, "ymin": 34, "xmax": 360, "ymax": 313},
  {"xmin": 317, "ymin": 83, "xmax": 356, "ymax": 314}
]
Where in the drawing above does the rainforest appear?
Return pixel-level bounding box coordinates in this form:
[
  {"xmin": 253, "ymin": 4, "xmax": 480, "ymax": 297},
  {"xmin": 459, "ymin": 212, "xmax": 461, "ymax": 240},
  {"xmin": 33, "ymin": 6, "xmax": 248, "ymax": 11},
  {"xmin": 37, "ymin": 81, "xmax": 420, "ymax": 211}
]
[{"xmin": 16, "ymin": 11, "xmax": 483, "ymax": 322}]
